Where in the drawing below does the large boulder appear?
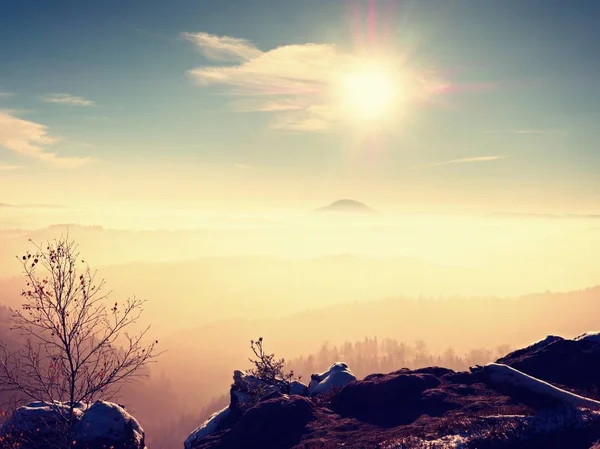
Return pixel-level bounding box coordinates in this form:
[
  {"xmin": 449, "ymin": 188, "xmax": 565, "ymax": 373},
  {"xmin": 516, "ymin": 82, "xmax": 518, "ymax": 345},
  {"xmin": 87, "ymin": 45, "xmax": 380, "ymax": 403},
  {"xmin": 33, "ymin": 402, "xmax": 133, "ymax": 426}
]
[
  {"xmin": 497, "ymin": 335, "xmax": 600, "ymax": 392},
  {"xmin": 0, "ymin": 400, "xmax": 144, "ymax": 449},
  {"xmin": 308, "ymin": 362, "xmax": 356, "ymax": 396},
  {"xmin": 290, "ymin": 380, "xmax": 309, "ymax": 396},
  {"xmin": 0, "ymin": 401, "xmax": 86, "ymax": 448},
  {"xmin": 498, "ymin": 335, "xmax": 564, "ymax": 362},
  {"xmin": 73, "ymin": 400, "xmax": 145, "ymax": 449},
  {"xmin": 216, "ymin": 395, "xmax": 317, "ymax": 449},
  {"xmin": 186, "ymin": 368, "xmax": 316, "ymax": 448},
  {"xmin": 331, "ymin": 371, "xmax": 445, "ymax": 426}
]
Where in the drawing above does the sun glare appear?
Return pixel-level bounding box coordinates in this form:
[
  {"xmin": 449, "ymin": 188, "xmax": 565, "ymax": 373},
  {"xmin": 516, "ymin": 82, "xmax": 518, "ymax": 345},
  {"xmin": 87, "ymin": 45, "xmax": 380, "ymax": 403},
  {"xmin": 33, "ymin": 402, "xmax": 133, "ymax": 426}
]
[{"xmin": 339, "ymin": 65, "xmax": 400, "ymax": 120}]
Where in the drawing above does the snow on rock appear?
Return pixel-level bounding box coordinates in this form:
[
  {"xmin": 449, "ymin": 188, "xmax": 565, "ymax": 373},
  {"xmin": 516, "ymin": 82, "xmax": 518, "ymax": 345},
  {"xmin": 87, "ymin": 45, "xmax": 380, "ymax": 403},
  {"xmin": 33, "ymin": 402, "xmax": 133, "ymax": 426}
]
[
  {"xmin": 382, "ymin": 407, "xmax": 600, "ymax": 449},
  {"xmin": 308, "ymin": 362, "xmax": 356, "ymax": 396},
  {"xmin": 230, "ymin": 370, "xmax": 282, "ymax": 405},
  {"xmin": 527, "ymin": 335, "xmax": 564, "ymax": 350},
  {"xmin": 494, "ymin": 335, "xmax": 563, "ymax": 364},
  {"xmin": 74, "ymin": 400, "xmax": 145, "ymax": 449},
  {"xmin": 230, "ymin": 370, "xmax": 309, "ymax": 406},
  {"xmin": 483, "ymin": 363, "xmax": 600, "ymax": 410},
  {"xmin": 496, "ymin": 335, "xmax": 600, "ymax": 391},
  {"xmin": 1, "ymin": 401, "xmax": 86, "ymax": 438},
  {"xmin": 466, "ymin": 408, "xmax": 600, "ymax": 446},
  {"xmin": 184, "ymin": 406, "xmax": 231, "ymax": 449},
  {"xmin": 380, "ymin": 434, "xmax": 469, "ymax": 449},
  {"xmin": 381, "ymin": 408, "xmax": 600, "ymax": 449},
  {"xmin": 415, "ymin": 434, "xmax": 469, "ymax": 449},
  {"xmin": 574, "ymin": 331, "xmax": 600, "ymax": 343}
]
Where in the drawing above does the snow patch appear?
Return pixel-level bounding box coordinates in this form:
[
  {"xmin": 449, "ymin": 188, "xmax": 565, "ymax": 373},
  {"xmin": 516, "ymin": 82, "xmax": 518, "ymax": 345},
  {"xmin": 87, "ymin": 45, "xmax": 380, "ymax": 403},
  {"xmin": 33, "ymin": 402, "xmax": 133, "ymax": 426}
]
[
  {"xmin": 308, "ymin": 362, "xmax": 356, "ymax": 396},
  {"xmin": 574, "ymin": 331, "xmax": 600, "ymax": 343},
  {"xmin": 526, "ymin": 335, "xmax": 564, "ymax": 350},
  {"xmin": 381, "ymin": 434, "xmax": 469, "ymax": 449},
  {"xmin": 231, "ymin": 370, "xmax": 283, "ymax": 405},
  {"xmin": 184, "ymin": 406, "xmax": 230, "ymax": 449},
  {"xmin": 483, "ymin": 363, "xmax": 600, "ymax": 410},
  {"xmin": 382, "ymin": 409, "xmax": 600, "ymax": 449},
  {"xmin": 1, "ymin": 401, "xmax": 86, "ymax": 436},
  {"xmin": 471, "ymin": 407, "xmax": 600, "ymax": 446},
  {"xmin": 74, "ymin": 400, "xmax": 144, "ymax": 447}
]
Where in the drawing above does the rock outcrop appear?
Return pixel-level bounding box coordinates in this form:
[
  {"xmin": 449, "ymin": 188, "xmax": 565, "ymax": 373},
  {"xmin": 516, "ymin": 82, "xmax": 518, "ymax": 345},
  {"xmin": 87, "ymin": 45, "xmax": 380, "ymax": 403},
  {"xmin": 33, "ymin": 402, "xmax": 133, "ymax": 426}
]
[
  {"xmin": 497, "ymin": 333, "xmax": 600, "ymax": 391},
  {"xmin": 229, "ymin": 369, "xmax": 310, "ymax": 406},
  {"xmin": 185, "ymin": 334, "xmax": 600, "ymax": 449},
  {"xmin": 289, "ymin": 380, "xmax": 309, "ymax": 396},
  {"xmin": 73, "ymin": 400, "xmax": 145, "ymax": 449},
  {"xmin": 331, "ymin": 371, "xmax": 444, "ymax": 426},
  {"xmin": 184, "ymin": 407, "xmax": 232, "ymax": 449},
  {"xmin": 203, "ymin": 396, "xmax": 317, "ymax": 449}
]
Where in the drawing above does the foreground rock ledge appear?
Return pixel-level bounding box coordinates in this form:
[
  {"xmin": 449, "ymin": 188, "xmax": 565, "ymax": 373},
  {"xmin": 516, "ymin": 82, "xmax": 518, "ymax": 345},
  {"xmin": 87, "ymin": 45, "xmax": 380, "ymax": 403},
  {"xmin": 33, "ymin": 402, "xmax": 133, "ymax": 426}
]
[{"xmin": 186, "ymin": 332, "xmax": 600, "ymax": 449}]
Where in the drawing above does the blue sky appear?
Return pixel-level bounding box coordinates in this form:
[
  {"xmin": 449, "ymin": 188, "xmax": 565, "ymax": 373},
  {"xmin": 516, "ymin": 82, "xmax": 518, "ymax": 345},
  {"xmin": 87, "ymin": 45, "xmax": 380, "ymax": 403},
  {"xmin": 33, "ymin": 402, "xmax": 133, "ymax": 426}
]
[{"xmin": 1, "ymin": 0, "xmax": 600, "ymax": 213}]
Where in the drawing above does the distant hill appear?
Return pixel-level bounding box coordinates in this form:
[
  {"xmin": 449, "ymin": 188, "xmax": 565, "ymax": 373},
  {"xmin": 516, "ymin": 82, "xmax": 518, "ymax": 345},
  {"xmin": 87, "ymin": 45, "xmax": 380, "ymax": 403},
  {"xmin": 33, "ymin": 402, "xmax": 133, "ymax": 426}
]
[{"xmin": 315, "ymin": 199, "xmax": 378, "ymax": 214}]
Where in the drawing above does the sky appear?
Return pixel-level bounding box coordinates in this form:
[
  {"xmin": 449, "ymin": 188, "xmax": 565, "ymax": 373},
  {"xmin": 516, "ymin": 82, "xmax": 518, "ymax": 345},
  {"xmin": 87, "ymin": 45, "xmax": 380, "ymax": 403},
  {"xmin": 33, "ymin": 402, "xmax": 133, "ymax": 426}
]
[{"xmin": 1, "ymin": 0, "xmax": 600, "ymax": 215}]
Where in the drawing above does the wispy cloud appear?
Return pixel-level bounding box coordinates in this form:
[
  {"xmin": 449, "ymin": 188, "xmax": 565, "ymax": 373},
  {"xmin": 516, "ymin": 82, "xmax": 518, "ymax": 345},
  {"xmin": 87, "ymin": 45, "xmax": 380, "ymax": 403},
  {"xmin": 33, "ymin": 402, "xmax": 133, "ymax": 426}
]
[
  {"xmin": 85, "ymin": 115, "xmax": 109, "ymax": 121},
  {"xmin": 485, "ymin": 129, "xmax": 562, "ymax": 135},
  {"xmin": 0, "ymin": 110, "xmax": 94, "ymax": 167},
  {"xmin": 0, "ymin": 202, "xmax": 67, "ymax": 209},
  {"xmin": 42, "ymin": 93, "xmax": 95, "ymax": 107},
  {"xmin": 183, "ymin": 32, "xmax": 447, "ymax": 132},
  {"xmin": 182, "ymin": 32, "xmax": 263, "ymax": 62},
  {"xmin": 412, "ymin": 156, "xmax": 507, "ymax": 170},
  {"xmin": 233, "ymin": 163, "xmax": 253, "ymax": 170},
  {"xmin": 0, "ymin": 164, "xmax": 20, "ymax": 171}
]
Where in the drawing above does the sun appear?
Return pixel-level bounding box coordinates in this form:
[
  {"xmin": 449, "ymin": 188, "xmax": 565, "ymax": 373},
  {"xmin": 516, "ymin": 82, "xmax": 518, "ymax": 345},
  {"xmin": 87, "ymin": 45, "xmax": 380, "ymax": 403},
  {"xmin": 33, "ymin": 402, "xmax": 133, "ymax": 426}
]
[{"xmin": 339, "ymin": 65, "xmax": 401, "ymax": 120}]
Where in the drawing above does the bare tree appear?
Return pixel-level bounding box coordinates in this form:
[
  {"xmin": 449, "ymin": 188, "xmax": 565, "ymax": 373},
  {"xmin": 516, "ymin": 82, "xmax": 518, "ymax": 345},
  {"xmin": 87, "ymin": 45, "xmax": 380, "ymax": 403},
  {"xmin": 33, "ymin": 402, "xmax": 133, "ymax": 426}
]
[{"xmin": 0, "ymin": 234, "xmax": 161, "ymax": 440}]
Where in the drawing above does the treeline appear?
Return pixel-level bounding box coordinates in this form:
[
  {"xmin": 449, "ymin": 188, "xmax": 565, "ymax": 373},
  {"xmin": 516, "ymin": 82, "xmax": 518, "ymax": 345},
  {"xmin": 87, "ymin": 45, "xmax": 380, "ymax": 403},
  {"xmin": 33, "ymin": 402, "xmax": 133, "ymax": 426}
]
[{"xmin": 287, "ymin": 337, "xmax": 513, "ymax": 381}]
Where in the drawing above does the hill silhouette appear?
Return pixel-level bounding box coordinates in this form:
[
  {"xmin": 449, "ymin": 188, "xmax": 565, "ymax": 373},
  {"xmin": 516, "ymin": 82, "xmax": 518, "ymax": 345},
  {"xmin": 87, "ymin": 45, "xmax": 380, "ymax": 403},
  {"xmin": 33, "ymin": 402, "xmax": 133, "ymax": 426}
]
[{"xmin": 315, "ymin": 199, "xmax": 378, "ymax": 214}]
